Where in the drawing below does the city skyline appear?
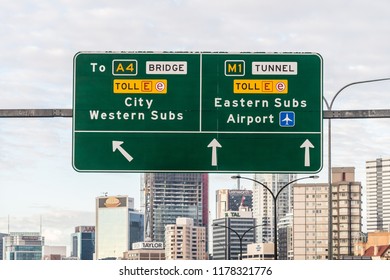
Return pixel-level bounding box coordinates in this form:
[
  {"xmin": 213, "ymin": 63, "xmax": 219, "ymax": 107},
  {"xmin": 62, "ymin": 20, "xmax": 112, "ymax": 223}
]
[
  {"xmin": 0, "ymin": 163, "xmax": 383, "ymax": 256},
  {"xmin": 1, "ymin": 0, "xmax": 390, "ymax": 252},
  {"xmin": 1, "ymin": 165, "xmax": 384, "ymax": 260}
]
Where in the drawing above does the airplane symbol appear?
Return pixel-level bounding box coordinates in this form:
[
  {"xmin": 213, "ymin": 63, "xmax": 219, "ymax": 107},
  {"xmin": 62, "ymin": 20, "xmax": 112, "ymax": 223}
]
[
  {"xmin": 282, "ymin": 115, "xmax": 292, "ymax": 125},
  {"xmin": 279, "ymin": 111, "xmax": 295, "ymax": 127}
]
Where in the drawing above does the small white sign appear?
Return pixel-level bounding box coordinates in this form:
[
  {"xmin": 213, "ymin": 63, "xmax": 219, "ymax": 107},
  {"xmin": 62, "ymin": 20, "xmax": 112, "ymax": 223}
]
[
  {"xmin": 252, "ymin": 62, "xmax": 297, "ymax": 75},
  {"xmin": 132, "ymin": 242, "xmax": 164, "ymax": 250},
  {"xmin": 146, "ymin": 61, "xmax": 187, "ymax": 74}
]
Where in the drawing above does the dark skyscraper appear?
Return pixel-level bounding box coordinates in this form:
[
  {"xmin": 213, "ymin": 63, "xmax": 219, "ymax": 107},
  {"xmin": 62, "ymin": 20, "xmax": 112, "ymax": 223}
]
[{"xmin": 71, "ymin": 226, "xmax": 95, "ymax": 260}]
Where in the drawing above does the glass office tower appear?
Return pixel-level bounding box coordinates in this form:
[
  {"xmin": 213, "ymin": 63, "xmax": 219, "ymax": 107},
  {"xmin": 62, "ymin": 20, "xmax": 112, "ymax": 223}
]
[
  {"xmin": 3, "ymin": 232, "xmax": 44, "ymax": 260},
  {"xmin": 71, "ymin": 226, "xmax": 95, "ymax": 260},
  {"xmin": 142, "ymin": 173, "xmax": 209, "ymax": 243},
  {"xmin": 95, "ymin": 195, "xmax": 144, "ymax": 259}
]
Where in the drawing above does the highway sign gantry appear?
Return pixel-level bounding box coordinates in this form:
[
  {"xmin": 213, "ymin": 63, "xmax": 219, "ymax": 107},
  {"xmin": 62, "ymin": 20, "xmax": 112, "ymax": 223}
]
[{"xmin": 72, "ymin": 52, "xmax": 323, "ymax": 173}]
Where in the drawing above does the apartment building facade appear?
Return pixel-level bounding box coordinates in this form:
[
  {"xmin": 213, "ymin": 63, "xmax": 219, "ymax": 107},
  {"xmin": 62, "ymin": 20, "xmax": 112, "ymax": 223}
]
[
  {"xmin": 366, "ymin": 158, "xmax": 390, "ymax": 232},
  {"xmin": 293, "ymin": 167, "xmax": 362, "ymax": 260},
  {"xmin": 165, "ymin": 218, "xmax": 206, "ymax": 260}
]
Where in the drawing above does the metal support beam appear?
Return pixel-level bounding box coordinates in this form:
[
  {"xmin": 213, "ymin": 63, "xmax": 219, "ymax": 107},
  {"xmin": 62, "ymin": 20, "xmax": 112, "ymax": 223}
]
[
  {"xmin": 1, "ymin": 108, "xmax": 390, "ymax": 119},
  {"xmin": 0, "ymin": 109, "xmax": 72, "ymax": 118},
  {"xmin": 324, "ymin": 109, "xmax": 390, "ymax": 119}
]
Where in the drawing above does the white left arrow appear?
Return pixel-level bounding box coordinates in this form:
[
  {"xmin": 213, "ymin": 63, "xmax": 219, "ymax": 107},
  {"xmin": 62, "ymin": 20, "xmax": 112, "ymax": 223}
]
[
  {"xmin": 207, "ymin": 138, "xmax": 222, "ymax": 166},
  {"xmin": 112, "ymin": 141, "xmax": 133, "ymax": 162},
  {"xmin": 300, "ymin": 139, "xmax": 314, "ymax": 167}
]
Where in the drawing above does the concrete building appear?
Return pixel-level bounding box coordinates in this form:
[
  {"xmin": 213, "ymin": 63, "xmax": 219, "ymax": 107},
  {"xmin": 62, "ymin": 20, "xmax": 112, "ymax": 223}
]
[
  {"xmin": 3, "ymin": 232, "xmax": 44, "ymax": 260},
  {"xmin": 95, "ymin": 195, "xmax": 144, "ymax": 259},
  {"xmin": 123, "ymin": 242, "xmax": 165, "ymax": 260},
  {"xmin": 366, "ymin": 158, "xmax": 390, "ymax": 232},
  {"xmin": 0, "ymin": 233, "xmax": 8, "ymax": 260},
  {"xmin": 165, "ymin": 218, "xmax": 207, "ymax": 260},
  {"xmin": 212, "ymin": 207, "xmax": 255, "ymax": 260},
  {"xmin": 252, "ymin": 174, "xmax": 296, "ymax": 243},
  {"xmin": 293, "ymin": 167, "xmax": 363, "ymax": 260},
  {"xmin": 331, "ymin": 167, "xmax": 363, "ymax": 259},
  {"xmin": 278, "ymin": 213, "xmax": 294, "ymax": 260},
  {"xmin": 142, "ymin": 173, "xmax": 208, "ymax": 243},
  {"xmin": 71, "ymin": 226, "xmax": 95, "ymax": 260},
  {"xmin": 241, "ymin": 242, "xmax": 274, "ymax": 260},
  {"xmin": 293, "ymin": 183, "xmax": 329, "ymax": 260},
  {"xmin": 216, "ymin": 189, "xmax": 253, "ymax": 219},
  {"xmin": 42, "ymin": 245, "xmax": 67, "ymax": 260}
]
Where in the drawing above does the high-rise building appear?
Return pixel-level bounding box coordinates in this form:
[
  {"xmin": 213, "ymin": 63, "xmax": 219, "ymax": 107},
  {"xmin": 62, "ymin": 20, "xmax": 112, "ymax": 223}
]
[
  {"xmin": 71, "ymin": 226, "xmax": 95, "ymax": 260},
  {"xmin": 366, "ymin": 157, "xmax": 390, "ymax": 232},
  {"xmin": 3, "ymin": 232, "xmax": 44, "ymax": 260},
  {"xmin": 0, "ymin": 233, "xmax": 8, "ymax": 260},
  {"xmin": 252, "ymin": 174, "xmax": 296, "ymax": 243},
  {"xmin": 142, "ymin": 173, "xmax": 208, "ymax": 243},
  {"xmin": 293, "ymin": 167, "xmax": 362, "ymax": 260},
  {"xmin": 331, "ymin": 167, "xmax": 362, "ymax": 259},
  {"xmin": 129, "ymin": 211, "xmax": 144, "ymax": 249},
  {"xmin": 165, "ymin": 217, "xmax": 207, "ymax": 260},
  {"xmin": 293, "ymin": 183, "xmax": 329, "ymax": 260},
  {"xmin": 95, "ymin": 195, "xmax": 144, "ymax": 259},
  {"xmin": 216, "ymin": 189, "xmax": 252, "ymax": 219},
  {"xmin": 212, "ymin": 207, "xmax": 255, "ymax": 260},
  {"xmin": 278, "ymin": 213, "xmax": 293, "ymax": 260}
]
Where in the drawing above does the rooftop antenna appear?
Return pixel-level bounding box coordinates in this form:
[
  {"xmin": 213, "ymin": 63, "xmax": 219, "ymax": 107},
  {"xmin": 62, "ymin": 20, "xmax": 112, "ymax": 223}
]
[{"xmin": 40, "ymin": 215, "xmax": 42, "ymax": 235}]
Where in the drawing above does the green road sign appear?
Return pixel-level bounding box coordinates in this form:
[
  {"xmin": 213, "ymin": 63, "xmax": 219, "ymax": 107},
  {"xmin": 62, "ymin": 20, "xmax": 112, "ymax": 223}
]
[{"xmin": 73, "ymin": 52, "xmax": 323, "ymax": 173}]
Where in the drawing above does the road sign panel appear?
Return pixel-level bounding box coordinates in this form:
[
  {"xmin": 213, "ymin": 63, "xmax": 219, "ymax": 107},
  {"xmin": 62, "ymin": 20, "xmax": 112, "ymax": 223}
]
[{"xmin": 73, "ymin": 52, "xmax": 323, "ymax": 173}]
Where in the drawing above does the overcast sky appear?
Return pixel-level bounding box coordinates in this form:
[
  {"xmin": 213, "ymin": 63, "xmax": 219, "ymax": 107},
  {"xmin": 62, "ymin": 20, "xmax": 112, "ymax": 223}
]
[{"xmin": 1, "ymin": 0, "xmax": 390, "ymax": 250}]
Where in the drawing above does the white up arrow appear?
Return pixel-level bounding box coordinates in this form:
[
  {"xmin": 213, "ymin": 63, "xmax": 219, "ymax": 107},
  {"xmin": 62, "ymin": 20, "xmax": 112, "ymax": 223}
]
[
  {"xmin": 207, "ymin": 138, "xmax": 222, "ymax": 166},
  {"xmin": 300, "ymin": 139, "xmax": 314, "ymax": 167},
  {"xmin": 112, "ymin": 141, "xmax": 133, "ymax": 162}
]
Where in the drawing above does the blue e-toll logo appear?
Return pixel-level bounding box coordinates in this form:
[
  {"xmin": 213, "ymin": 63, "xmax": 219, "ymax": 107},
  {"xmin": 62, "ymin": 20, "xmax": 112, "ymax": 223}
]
[{"xmin": 279, "ymin": 111, "xmax": 295, "ymax": 127}]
